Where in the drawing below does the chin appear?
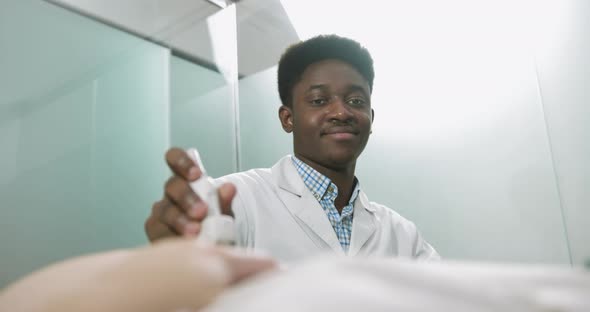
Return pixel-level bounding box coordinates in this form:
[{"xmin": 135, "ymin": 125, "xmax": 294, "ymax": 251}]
[{"xmin": 324, "ymin": 150, "xmax": 359, "ymax": 168}]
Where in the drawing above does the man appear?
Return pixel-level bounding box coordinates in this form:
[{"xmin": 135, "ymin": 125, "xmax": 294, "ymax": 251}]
[{"xmin": 145, "ymin": 35, "xmax": 439, "ymax": 262}]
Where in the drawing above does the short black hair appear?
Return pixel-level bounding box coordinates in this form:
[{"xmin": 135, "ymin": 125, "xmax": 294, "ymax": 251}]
[{"xmin": 277, "ymin": 34, "xmax": 375, "ymax": 107}]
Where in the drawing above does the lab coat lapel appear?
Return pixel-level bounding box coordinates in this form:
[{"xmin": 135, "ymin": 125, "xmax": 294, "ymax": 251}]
[
  {"xmin": 349, "ymin": 191, "xmax": 377, "ymax": 256},
  {"xmin": 272, "ymin": 156, "xmax": 345, "ymax": 255}
]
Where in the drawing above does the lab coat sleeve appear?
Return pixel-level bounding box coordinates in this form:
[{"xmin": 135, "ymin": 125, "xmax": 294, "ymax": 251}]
[
  {"xmin": 230, "ymin": 188, "xmax": 253, "ymax": 247},
  {"xmin": 213, "ymin": 175, "xmax": 253, "ymax": 248},
  {"xmin": 413, "ymin": 228, "xmax": 441, "ymax": 261},
  {"xmin": 378, "ymin": 202, "xmax": 441, "ymax": 260}
]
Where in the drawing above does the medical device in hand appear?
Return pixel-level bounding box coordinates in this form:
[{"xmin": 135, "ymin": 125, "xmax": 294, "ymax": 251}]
[{"xmin": 186, "ymin": 148, "xmax": 236, "ymax": 245}]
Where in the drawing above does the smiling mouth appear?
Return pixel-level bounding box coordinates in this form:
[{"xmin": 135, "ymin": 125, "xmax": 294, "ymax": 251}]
[
  {"xmin": 325, "ymin": 132, "xmax": 356, "ymax": 140},
  {"xmin": 321, "ymin": 127, "xmax": 358, "ymax": 139}
]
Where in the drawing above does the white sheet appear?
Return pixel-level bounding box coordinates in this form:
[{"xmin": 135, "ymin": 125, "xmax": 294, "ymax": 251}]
[{"xmin": 204, "ymin": 256, "xmax": 590, "ymax": 312}]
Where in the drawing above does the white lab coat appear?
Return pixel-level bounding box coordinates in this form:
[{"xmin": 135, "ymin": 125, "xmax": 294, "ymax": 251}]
[{"xmin": 216, "ymin": 155, "xmax": 440, "ymax": 262}]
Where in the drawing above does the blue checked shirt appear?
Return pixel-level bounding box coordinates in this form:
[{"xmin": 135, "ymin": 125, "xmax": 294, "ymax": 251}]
[{"xmin": 292, "ymin": 156, "xmax": 361, "ymax": 253}]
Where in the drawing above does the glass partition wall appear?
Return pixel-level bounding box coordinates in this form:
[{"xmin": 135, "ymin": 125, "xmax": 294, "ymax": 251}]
[
  {"xmin": 0, "ymin": 0, "xmax": 238, "ymax": 287},
  {"xmin": 169, "ymin": 5, "xmax": 239, "ymax": 178}
]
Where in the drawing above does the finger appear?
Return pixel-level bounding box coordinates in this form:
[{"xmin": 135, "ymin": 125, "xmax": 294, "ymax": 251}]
[
  {"xmin": 146, "ymin": 221, "xmax": 176, "ymax": 242},
  {"xmin": 158, "ymin": 199, "xmax": 201, "ymax": 236},
  {"xmin": 165, "ymin": 147, "xmax": 201, "ymax": 181},
  {"xmin": 165, "ymin": 175, "xmax": 207, "ymax": 220},
  {"xmin": 218, "ymin": 183, "xmax": 236, "ymax": 218},
  {"xmin": 146, "ymin": 200, "xmax": 177, "ymax": 242}
]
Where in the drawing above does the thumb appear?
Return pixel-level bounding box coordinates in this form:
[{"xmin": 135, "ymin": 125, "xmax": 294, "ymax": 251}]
[{"xmin": 217, "ymin": 183, "xmax": 236, "ymax": 217}]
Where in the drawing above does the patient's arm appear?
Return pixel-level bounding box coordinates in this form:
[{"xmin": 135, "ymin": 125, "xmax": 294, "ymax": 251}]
[{"xmin": 0, "ymin": 238, "xmax": 276, "ymax": 312}]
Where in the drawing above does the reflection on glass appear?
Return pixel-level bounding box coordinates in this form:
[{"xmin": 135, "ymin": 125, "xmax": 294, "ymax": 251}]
[{"xmin": 169, "ymin": 4, "xmax": 238, "ymax": 177}]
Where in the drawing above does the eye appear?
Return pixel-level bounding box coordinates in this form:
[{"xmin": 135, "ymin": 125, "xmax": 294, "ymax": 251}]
[
  {"xmin": 310, "ymin": 98, "xmax": 328, "ymax": 106},
  {"xmin": 347, "ymin": 98, "xmax": 366, "ymax": 107}
]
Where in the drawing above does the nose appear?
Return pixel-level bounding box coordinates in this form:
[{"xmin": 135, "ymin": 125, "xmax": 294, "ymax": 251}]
[{"xmin": 326, "ymin": 96, "xmax": 354, "ymax": 123}]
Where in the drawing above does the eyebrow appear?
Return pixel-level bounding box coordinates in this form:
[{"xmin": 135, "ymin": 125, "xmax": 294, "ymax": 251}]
[
  {"xmin": 307, "ymin": 84, "xmax": 369, "ymax": 96},
  {"xmin": 307, "ymin": 84, "xmax": 329, "ymax": 92}
]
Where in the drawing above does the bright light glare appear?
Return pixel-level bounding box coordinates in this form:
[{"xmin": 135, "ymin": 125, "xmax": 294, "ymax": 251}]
[
  {"xmin": 279, "ymin": 0, "xmax": 570, "ymax": 145},
  {"xmin": 207, "ymin": 4, "xmax": 238, "ymax": 85}
]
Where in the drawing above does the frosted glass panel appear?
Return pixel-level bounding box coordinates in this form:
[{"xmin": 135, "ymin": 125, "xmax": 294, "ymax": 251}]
[
  {"xmin": 0, "ymin": 86, "xmax": 94, "ymax": 286},
  {"xmin": 0, "ymin": 0, "xmax": 145, "ymax": 107},
  {"xmin": 170, "ymin": 56, "xmax": 236, "ymax": 178},
  {"xmin": 535, "ymin": 0, "xmax": 590, "ymax": 266},
  {"xmin": 90, "ymin": 47, "xmax": 170, "ymax": 249},
  {"xmin": 239, "ymin": 66, "xmax": 292, "ymax": 170},
  {"xmin": 0, "ymin": 0, "xmax": 169, "ymax": 287},
  {"xmin": 169, "ymin": 4, "xmax": 238, "ymax": 178}
]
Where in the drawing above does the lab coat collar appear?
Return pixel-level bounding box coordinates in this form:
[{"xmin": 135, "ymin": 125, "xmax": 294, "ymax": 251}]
[
  {"xmin": 273, "ymin": 156, "xmax": 343, "ymax": 254},
  {"xmin": 273, "ymin": 155, "xmax": 375, "ymax": 211},
  {"xmin": 274, "ymin": 155, "xmax": 307, "ymax": 198},
  {"xmin": 272, "ymin": 155, "xmax": 376, "ymax": 255},
  {"xmin": 348, "ymin": 191, "xmax": 377, "ymax": 256},
  {"xmin": 357, "ymin": 189, "xmax": 377, "ymax": 213}
]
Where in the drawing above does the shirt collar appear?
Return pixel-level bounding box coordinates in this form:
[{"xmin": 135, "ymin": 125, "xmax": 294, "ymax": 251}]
[{"xmin": 291, "ymin": 156, "xmax": 361, "ymax": 205}]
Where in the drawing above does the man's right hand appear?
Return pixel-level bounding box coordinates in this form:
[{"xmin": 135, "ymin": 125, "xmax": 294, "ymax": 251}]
[{"xmin": 145, "ymin": 147, "xmax": 237, "ymax": 242}]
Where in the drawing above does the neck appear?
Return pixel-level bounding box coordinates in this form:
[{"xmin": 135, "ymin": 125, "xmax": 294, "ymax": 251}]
[{"xmin": 295, "ymin": 153, "xmax": 357, "ymax": 211}]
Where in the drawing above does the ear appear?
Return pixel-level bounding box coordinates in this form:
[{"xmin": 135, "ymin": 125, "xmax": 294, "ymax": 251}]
[
  {"xmin": 279, "ymin": 105, "xmax": 294, "ymax": 133},
  {"xmin": 370, "ymin": 108, "xmax": 375, "ymax": 134}
]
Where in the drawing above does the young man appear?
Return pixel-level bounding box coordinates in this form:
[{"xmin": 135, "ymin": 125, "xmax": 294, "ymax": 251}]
[{"xmin": 145, "ymin": 35, "xmax": 439, "ymax": 262}]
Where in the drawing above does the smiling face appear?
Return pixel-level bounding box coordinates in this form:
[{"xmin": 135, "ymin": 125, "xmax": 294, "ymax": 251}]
[{"xmin": 279, "ymin": 59, "xmax": 374, "ymax": 171}]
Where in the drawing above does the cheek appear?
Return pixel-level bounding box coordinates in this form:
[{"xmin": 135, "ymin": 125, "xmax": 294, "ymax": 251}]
[
  {"xmin": 294, "ymin": 113, "xmax": 321, "ymax": 133},
  {"xmin": 358, "ymin": 111, "xmax": 373, "ymax": 127}
]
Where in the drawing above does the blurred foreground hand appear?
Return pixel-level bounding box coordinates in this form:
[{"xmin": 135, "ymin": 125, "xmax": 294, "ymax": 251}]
[{"xmin": 0, "ymin": 238, "xmax": 277, "ymax": 312}]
